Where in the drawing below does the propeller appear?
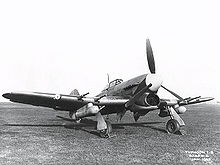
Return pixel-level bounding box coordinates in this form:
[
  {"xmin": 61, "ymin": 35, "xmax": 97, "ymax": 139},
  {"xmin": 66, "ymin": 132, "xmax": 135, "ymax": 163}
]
[
  {"xmin": 145, "ymin": 39, "xmax": 162, "ymax": 92},
  {"xmin": 146, "ymin": 39, "xmax": 184, "ymax": 101},
  {"xmin": 161, "ymin": 85, "xmax": 184, "ymax": 101}
]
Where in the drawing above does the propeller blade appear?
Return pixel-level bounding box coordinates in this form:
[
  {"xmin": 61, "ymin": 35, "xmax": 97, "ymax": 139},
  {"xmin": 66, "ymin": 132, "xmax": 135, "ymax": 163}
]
[
  {"xmin": 146, "ymin": 39, "xmax": 156, "ymax": 74},
  {"xmin": 161, "ymin": 85, "xmax": 184, "ymax": 101}
]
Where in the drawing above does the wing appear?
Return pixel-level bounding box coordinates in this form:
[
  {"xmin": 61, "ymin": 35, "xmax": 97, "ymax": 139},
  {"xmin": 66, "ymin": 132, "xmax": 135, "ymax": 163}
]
[{"xmin": 2, "ymin": 91, "xmax": 128, "ymax": 111}]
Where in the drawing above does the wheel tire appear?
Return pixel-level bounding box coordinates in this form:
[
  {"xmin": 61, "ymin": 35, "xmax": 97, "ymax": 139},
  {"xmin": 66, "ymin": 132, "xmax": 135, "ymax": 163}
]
[
  {"xmin": 99, "ymin": 120, "xmax": 112, "ymax": 138},
  {"xmin": 166, "ymin": 119, "xmax": 180, "ymax": 134},
  {"xmin": 99, "ymin": 129, "xmax": 108, "ymax": 138}
]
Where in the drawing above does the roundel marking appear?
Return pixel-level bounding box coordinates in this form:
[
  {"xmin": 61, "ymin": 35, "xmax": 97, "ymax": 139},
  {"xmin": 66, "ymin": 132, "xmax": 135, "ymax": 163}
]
[{"xmin": 54, "ymin": 94, "xmax": 61, "ymax": 100}]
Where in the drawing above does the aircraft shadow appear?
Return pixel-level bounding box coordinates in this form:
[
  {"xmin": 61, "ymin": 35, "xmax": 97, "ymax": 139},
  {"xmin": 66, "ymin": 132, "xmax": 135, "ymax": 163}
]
[
  {"xmin": 63, "ymin": 119, "xmax": 167, "ymax": 137},
  {"xmin": 4, "ymin": 118, "xmax": 181, "ymax": 136},
  {"xmin": 4, "ymin": 124, "xmax": 65, "ymax": 127},
  {"xmin": 57, "ymin": 118, "xmax": 168, "ymax": 134}
]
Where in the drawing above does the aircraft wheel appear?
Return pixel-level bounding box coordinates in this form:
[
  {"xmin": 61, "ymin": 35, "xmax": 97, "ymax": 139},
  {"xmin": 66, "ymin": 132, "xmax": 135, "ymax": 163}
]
[
  {"xmin": 166, "ymin": 119, "xmax": 180, "ymax": 134},
  {"xmin": 99, "ymin": 129, "xmax": 109, "ymax": 138}
]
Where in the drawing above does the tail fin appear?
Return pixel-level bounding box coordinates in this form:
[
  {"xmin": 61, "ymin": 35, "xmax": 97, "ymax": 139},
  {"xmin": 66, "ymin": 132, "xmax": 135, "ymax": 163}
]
[{"xmin": 70, "ymin": 89, "xmax": 80, "ymax": 96}]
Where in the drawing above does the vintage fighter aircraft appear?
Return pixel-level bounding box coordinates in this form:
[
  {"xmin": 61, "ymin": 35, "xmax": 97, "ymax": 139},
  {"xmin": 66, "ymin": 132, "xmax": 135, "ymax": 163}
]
[{"xmin": 2, "ymin": 39, "xmax": 214, "ymax": 138}]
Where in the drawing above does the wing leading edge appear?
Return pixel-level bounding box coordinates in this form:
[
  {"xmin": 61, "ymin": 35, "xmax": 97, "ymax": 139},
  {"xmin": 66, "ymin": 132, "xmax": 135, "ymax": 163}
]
[{"xmin": 2, "ymin": 91, "xmax": 128, "ymax": 111}]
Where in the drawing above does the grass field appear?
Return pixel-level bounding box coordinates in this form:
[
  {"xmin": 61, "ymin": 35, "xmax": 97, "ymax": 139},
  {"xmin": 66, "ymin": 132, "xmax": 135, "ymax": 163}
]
[{"xmin": 0, "ymin": 102, "xmax": 219, "ymax": 164}]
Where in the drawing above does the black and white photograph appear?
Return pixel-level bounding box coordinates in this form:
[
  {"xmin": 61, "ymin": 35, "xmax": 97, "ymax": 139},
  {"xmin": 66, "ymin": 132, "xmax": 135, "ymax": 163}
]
[{"xmin": 0, "ymin": 0, "xmax": 220, "ymax": 164}]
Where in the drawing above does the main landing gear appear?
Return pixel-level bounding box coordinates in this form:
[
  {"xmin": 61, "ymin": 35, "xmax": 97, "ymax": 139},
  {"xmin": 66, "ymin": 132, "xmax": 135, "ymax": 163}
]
[
  {"xmin": 166, "ymin": 107, "xmax": 185, "ymax": 134},
  {"xmin": 99, "ymin": 120, "xmax": 112, "ymax": 138},
  {"xmin": 96, "ymin": 112, "xmax": 112, "ymax": 138}
]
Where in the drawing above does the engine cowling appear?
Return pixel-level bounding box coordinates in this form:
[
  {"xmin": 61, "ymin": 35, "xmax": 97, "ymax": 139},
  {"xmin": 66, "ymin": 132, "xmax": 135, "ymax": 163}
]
[
  {"xmin": 174, "ymin": 105, "xmax": 187, "ymax": 114},
  {"xmin": 135, "ymin": 93, "xmax": 160, "ymax": 106}
]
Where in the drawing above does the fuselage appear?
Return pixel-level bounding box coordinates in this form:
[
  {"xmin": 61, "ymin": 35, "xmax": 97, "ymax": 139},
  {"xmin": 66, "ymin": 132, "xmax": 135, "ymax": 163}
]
[{"xmin": 96, "ymin": 74, "xmax": 160, "ymax": 115}]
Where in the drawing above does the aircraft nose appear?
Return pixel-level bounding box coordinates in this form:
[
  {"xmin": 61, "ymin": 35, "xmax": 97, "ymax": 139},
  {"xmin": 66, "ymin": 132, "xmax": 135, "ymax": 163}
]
[{"xmin": 2, "ymin": 93, "xmax": 11, "ymax": 99}]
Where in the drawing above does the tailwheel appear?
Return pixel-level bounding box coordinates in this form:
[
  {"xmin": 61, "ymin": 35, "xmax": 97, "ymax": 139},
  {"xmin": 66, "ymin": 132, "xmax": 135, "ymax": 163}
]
[
  {"xmin": 99, "ymin": 120, "xmax": 112, "ymax": 138},
  {"xmin": 166, "ymin": 119, "xmax": 180, "ymax": 134}
]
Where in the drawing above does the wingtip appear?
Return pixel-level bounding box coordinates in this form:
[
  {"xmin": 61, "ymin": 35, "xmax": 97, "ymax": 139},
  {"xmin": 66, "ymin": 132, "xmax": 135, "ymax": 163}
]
[{"xmin": 2, "ymin": 93, "xmax": 11, "ymax": 99}]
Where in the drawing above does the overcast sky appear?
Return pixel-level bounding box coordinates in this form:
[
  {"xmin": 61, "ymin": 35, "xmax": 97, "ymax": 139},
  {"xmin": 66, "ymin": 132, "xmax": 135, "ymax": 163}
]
[{"xmin": 0, "ymin": 0, "xmax": 219, "ymax": 102}]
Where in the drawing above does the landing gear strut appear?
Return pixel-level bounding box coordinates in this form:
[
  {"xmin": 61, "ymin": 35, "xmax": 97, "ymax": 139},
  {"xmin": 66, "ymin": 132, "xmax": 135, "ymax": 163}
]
[
  {"xmin": 96, "ymin": 112, "xmax": 112, "ymax": 138},
  {"xmin": 166, "ymin": 106, "xmax": 184, "ymax": 134}
]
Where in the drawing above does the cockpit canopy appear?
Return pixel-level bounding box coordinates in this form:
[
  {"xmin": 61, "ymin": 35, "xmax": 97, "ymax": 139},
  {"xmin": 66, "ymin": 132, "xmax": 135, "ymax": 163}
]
[{"xmin": 102, "ymin": 79, "xmax": 123, "ymax": 91}]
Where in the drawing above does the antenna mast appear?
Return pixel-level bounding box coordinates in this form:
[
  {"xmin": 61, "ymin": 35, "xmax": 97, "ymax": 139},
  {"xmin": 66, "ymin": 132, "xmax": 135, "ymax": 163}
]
[{"xmin": 107, "ymin": 73, "xmax": 110, "ymax": 83}]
